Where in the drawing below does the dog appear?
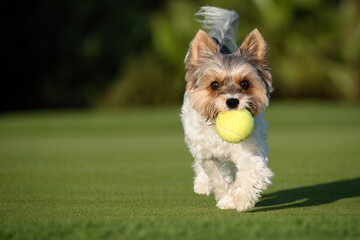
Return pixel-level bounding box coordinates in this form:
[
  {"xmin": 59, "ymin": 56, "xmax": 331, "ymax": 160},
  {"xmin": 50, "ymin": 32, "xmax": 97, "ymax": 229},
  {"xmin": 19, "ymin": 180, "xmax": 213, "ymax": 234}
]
[{"xmin": 181, "ymin": 6, "xmax": 274, "ymax": 212}]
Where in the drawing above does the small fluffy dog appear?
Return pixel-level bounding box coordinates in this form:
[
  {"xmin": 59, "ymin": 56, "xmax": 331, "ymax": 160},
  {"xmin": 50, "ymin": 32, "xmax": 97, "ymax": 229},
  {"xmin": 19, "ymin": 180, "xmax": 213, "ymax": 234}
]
[{"xmin": 181, "ymin": 6, "xmax": 274, "ymax": 212}]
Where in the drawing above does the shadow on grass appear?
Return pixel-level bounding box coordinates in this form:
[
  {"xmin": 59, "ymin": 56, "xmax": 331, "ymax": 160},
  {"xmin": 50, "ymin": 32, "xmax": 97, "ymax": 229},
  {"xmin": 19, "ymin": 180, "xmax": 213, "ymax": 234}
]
[{"xmin": 252, "ymin": 178, "xmax": 360, "ymax": 212}]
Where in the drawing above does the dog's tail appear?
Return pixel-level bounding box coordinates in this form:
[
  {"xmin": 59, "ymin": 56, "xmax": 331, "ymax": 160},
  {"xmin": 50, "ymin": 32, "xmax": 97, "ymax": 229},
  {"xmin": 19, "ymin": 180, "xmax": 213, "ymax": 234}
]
[{"xmin": 195, "ymin": 6, "xmax": 239, "ymax": 54}]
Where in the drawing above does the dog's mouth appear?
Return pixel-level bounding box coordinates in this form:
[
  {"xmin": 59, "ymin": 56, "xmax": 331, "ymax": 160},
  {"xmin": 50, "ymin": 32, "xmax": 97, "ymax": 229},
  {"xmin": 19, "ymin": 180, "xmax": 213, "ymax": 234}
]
[
  {"xmin": 245, "ymin": 107, "xmax": 255, "ymax": 117},
  {"xmin": 210, "ymin": 107, "xmax": 254, "ymax": 123}
]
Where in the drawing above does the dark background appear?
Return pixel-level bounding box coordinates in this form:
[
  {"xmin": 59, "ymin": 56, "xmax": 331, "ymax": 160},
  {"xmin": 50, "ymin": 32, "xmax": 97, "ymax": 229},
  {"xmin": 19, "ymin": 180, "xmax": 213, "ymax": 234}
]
[{"xmin": 2, "ymin": 0, "xmax": 359, "ymax": 112}]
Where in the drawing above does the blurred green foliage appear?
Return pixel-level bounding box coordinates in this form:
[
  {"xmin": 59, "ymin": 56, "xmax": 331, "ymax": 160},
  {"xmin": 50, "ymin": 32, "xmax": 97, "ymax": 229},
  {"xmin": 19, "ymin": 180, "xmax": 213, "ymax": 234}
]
[
  {"xmin": 4, "ymin": 0, "xmax": 359, "ymax": 110},
  {"xmin": 99, "ymin": 0, "xmax": 360, "ymax": 108}
]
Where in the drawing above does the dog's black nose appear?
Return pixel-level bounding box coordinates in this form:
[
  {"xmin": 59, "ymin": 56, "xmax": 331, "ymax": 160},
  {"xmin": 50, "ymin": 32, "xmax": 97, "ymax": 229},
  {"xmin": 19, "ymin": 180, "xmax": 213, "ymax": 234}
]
[{"xmin": 226, "ymin": 98, "xmax": 239, "ymax": 109}]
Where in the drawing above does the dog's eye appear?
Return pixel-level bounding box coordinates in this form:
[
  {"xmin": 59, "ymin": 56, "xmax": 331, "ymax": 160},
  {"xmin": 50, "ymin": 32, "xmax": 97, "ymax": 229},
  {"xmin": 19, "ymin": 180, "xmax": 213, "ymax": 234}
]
[
  {"xmin": 211, "ymin": 81, "xmax": 219, "ymax": 90},
  {"xmin": 240, "ymin": 80, "xmax": 250, "ymax": 90}
]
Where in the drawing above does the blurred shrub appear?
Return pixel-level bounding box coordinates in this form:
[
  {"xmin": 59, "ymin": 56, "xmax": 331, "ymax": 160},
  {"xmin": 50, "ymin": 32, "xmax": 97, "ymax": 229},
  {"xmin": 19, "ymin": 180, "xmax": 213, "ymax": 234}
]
[
  {"xmin": 260, "ymin": 0, "xmax": 360, "ymax": 100},
  {"xmin": 98, "ymin": 0, "xmax": 359, "ymax": 109},
  {"xmin": 98, "ymin": 51, "xmax": 184, "ymax": 107},
  {"xmin": 98, "ymin": 1, "xmax": 198, "ymax": 108}
]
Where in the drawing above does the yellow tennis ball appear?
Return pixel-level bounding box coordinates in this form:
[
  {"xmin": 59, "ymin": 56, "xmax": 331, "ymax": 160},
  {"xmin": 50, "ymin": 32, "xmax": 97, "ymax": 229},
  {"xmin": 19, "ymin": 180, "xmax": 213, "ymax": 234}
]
[{"xmin": 215, "ymin": 109, "xmax": 254, "ymax": 143}]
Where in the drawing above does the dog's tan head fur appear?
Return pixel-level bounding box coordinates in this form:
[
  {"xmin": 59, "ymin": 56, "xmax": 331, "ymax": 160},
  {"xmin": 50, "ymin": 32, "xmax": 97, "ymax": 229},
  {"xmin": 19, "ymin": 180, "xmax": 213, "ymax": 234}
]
[{"xmin": 185, "ymin": 29, "xmax": 272, "ymax": 122}]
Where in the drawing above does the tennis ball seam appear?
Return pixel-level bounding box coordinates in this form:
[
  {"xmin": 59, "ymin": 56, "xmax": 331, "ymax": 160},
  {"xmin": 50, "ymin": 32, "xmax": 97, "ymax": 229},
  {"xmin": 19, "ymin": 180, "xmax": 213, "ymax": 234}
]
[{"xmin": 216, "ymin": 124, "xmax": 244, "ymax": 142}]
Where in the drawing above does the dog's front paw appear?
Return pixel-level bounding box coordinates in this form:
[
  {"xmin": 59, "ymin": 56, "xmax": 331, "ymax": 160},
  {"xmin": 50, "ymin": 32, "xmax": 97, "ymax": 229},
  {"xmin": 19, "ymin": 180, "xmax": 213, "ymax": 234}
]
[
  {"xmin": 232, "ymin": 188, "xmax": 256, "ymax": 212},
  {"xmin": 193, "ymin": 174, "xmax": 211, "ymax": 196},
  {"xmin": 216, "ymin": 193, "xmax": 235, "ymax": 209}
]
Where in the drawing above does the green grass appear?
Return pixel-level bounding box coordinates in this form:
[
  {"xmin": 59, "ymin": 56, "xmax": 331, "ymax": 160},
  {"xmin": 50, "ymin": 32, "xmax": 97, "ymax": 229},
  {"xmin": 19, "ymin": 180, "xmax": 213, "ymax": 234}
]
[{"xmin": 0, "ymin": 101, "xmax": 359, "ymax": 239}]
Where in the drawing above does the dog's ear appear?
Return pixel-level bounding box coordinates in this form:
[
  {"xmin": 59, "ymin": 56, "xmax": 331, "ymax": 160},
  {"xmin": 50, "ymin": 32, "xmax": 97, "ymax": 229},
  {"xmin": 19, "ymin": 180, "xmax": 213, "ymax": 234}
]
[
  {"xmin": 185, "ymin": 30, "xmax": 219, "ymax": 66},
  {"xmin": 238, "ymin": 29, "xmax": 267, "ymax": 63},
  {"xmin": 238, "ymin": 29, "xmax": 273, "ymax": 95},
  {"xmin": 185, "ymin": 30, "xmax": 219, "ymax": 91}
]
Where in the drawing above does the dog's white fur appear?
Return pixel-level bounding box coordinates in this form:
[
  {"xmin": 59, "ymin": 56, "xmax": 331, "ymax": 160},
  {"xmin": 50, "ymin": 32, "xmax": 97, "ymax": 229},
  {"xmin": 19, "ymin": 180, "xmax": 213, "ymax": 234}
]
[
  {"xmin": 181, "ymin": 93, "xmax": 273, "ymax": 212},
  {"xmin": 181, "ymin": 6, "xmax": 273, "ymax": 212}
]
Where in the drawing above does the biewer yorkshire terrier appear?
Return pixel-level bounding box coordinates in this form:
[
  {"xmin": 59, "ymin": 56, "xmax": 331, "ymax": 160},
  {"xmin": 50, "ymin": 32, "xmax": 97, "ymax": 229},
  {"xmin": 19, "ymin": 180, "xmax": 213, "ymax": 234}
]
[{"xmin": 181, "ymin": 6, "xmax": 274, "ymax": 212}]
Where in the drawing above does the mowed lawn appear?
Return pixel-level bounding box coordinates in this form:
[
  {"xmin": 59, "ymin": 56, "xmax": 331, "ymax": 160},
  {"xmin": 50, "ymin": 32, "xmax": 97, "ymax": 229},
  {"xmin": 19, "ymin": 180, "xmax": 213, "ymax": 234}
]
[{"xmin": 0, "ymin": 102, "xmax": 359, "ymax": 239}]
